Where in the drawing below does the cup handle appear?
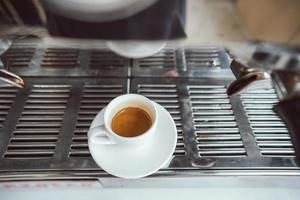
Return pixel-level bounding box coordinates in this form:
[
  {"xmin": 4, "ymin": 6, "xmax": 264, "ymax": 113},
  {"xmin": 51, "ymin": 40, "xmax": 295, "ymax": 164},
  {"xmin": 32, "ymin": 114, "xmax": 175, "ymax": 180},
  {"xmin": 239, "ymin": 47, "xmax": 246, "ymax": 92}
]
[{"xmin": 89, "ymin": 125, "xmax": 115, "ymax": 145}]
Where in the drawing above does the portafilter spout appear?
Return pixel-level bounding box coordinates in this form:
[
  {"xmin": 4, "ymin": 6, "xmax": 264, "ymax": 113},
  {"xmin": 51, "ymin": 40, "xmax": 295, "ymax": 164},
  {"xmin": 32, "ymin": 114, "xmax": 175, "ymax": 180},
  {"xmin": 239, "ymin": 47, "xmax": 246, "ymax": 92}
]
[
  {"xmin": 0, "ymin": 68, "xmax": 25, "ymax": 88},
  {"xmin": 227, "ymin": 59, "xmax": 271, "ymax": 96},
  {"xmin": 0, "ymin": 39, "xmax": 25, "ymax": 88}
]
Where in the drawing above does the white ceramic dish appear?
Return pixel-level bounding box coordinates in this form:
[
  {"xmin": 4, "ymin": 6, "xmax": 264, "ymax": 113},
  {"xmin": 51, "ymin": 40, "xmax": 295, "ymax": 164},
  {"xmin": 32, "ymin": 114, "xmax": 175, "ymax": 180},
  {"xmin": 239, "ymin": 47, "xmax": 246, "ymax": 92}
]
[
  {"xmin": 107, "ymin": 41, "xmax": 166, "ymax": 58},
  {"xmin": 88, "ymin": 102, "xmax": 177, "ymax": 178}
]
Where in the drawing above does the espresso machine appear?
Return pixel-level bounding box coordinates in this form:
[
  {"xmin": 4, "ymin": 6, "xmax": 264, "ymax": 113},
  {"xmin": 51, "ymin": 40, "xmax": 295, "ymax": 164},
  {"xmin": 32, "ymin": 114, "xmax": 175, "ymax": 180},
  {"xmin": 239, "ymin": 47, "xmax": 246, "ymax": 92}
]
[{"xmin": 0, "ymin": 0, "xmax": 300, "ymax": 199}]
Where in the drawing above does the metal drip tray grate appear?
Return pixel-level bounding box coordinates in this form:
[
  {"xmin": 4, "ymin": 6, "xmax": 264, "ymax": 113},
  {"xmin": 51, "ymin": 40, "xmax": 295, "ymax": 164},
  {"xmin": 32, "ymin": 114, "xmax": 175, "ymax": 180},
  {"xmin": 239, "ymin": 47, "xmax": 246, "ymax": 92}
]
[
  {"xmin": 132, "ymin": 48, "xmax": 178, "ymax": 77},
  {"xmin": 241, "ymin": 88, "xmax": 294, "ymax": 157},
  {"xmin": 41, "ymin": 49, "xmax": 79, "ymax": 68},
  {"xmin": 184, "ymin": 47, "xmax": 222, "ymax": 68},
  {"xmin": 137, "ymin": 84, "xmax": 185, "ymax": 156},
  {"xmin": 188, "ymin": 85, "xmax": 246, "ymax": 157},
  {"xmin": 0, "ymin": 40, "xmax": 299, "ymax": 180},
  {"xmin": 70, "ymin": 84, "xmax": 126, "ymax": 158},
  {"xmin": 89, "ymin": 50, "xmax": 128, "ymax": 69},
  {"xmin": 4, "ymin": 85, "xmax": 71, "ymax": 158},
  {"xmin": 0, "ymin": 86, "xmax": 18, "ymax": 128},
  {"xmin": 135, "ymin": 49, "xmax": 176, "ymax": 69},
  {"xmin": 1, "ymin": 47, "xmax": 35, "ymax": 68}
]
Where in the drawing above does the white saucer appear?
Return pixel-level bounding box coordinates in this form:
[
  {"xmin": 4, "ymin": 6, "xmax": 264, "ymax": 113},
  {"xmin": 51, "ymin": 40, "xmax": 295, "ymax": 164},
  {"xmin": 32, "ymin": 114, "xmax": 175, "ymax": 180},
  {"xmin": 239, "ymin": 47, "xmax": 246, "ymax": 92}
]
[
  {"xmin": 88, "ymin": 102, "xmax": 177, "ymax": 179},
  {"xmin": 107, "ymin": 41, "xmax": 166, "ymax": 58}
]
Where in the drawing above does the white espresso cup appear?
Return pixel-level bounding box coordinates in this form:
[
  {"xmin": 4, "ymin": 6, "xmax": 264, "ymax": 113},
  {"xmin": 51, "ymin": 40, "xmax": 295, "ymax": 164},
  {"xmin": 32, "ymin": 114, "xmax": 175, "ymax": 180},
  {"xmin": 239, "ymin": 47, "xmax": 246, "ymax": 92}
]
[{"xmin": 88, "ymin": 94, "xmax": 158, "ymax": 146}]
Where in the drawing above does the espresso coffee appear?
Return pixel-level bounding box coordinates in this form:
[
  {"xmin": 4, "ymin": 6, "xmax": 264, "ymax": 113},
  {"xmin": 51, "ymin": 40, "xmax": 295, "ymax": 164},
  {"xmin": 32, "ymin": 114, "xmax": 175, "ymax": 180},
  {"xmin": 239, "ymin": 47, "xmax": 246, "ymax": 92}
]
[{"xmin": 111, "ymin": 107, "xmax": 152, "ymax": 137}]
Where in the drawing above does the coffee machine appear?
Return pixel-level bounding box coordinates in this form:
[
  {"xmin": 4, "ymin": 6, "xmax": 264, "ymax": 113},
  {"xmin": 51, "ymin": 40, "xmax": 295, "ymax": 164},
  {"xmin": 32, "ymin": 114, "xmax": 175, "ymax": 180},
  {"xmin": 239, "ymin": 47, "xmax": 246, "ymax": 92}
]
[{"xmin": 0, "ymin": 0, "xmax": 300, "ymax": 199}]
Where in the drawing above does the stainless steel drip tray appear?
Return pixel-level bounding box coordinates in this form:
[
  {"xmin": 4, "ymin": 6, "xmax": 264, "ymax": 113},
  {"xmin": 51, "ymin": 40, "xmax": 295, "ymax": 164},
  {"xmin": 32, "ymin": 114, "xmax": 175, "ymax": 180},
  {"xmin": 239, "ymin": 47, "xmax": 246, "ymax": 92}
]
[
  {"xmin": 0, "ymin": 41, "xmax": 299, "ymax": 180},
  {"xmin": 0, "ymin": 76, "xmax": 299, "ymax": 180}
]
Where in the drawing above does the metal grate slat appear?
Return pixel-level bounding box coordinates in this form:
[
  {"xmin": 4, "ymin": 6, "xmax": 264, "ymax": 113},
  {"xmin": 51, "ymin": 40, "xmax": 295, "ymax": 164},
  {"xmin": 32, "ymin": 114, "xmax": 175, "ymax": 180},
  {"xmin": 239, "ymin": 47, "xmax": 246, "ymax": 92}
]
[
  {"xmin": 0, "ymin": 86, "xmax": 18, "ymax": 129},
  {"xmin": 241, "ymin": 87, "xmax": 294, "ymax": 157},
  {"xmin": 188, "ymin": 85, "xmax": 246, "ymax": 158},
  {"xmin": 137, "ymin": 84, "xmax": 185, "ymax": 156},
  {"xmin": 3, "ymin": 85, "xmax": 71, "ymax": 159},
  {"xmin": 1, "ymin": 47, "xmax": 35, "ymax": 68},
  {"xmin": 41, "ymin": 48, "xmax": 79, "ymax": 68},
  {"xmin": 137, "ymin": 49, "xmax": 176, "ymax": 68},
  {"xmin": 69, "ymin": 84, "xmax": 125, "ymax": 158},
  {"xmin": 89, "ymin": 50, "xmax": 127, "ymax": 69},
  {"xmin": 185, "ymin": 47, "xmax": 222, "ymax": 68}
]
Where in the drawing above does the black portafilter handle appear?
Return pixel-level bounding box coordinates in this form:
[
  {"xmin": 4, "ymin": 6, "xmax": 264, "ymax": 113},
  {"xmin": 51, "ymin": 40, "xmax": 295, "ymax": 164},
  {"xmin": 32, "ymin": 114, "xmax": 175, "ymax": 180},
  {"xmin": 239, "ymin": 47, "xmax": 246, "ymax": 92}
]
[{"xmin": 273, "ymin": 94, "xmax": 300, "ymax": 162}]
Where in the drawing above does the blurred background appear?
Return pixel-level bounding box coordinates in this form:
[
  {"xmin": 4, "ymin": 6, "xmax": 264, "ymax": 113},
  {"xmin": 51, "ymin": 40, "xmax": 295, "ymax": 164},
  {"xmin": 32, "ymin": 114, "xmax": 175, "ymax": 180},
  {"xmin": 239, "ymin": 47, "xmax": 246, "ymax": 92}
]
[
  {"xmin": 1, "ymin": 0, "xmax": 300, "ymax": 45},
  {"xmin": 186, "ymin": 0, "xmax": 300, "ymax": 45}
]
